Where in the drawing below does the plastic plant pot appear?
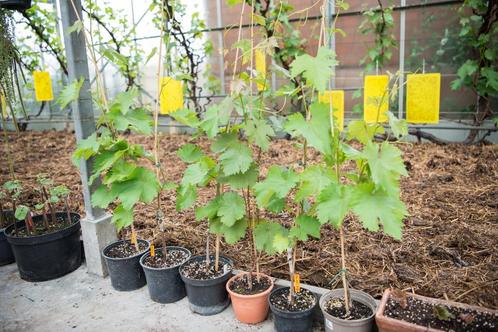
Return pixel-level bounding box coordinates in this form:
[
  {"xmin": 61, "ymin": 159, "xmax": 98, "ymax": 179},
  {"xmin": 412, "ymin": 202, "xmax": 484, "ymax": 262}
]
[
  {"xmin": 180, "ymin": 255, "xmax": 233, "ymax": 316},
  {"xmin": 319, "ymin": 288, "xmax": 377, "ymax": 332},
  {"xmin": 102, "ymin": 239, "xmax": 149, "ymax": 291},
  {"xmin": 269, "ymin": 287, "xmax": 318, "ymax": 332},
  {"xmin": 5, "ymin": 212, "xmax": 82, "ymax": 281},
  {"xmin": 0, "ymin": 210, "xmax": 15, "ymax": 266},
  {"xmin": 140, "ymin": 246, "xmax": 191, "ymax": 303}
]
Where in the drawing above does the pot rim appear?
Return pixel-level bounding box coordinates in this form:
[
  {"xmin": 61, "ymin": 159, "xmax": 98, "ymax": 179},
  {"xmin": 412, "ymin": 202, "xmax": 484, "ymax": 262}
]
[
  {"xmin": 179, "ymin": 255, "xmax": 233, "ymax": 282},
  {"xmin": 375, "ymin": 288, "xmax": 498, "ymax": 332},
  {"xmin": 269, "ymin": 286, "xmax": 317, "ymax": 315},
  {"xmin": 226, "ymin": 272, "xmax": 274, "ymax": 299},
  {"xmin": 102, "ymin": 239, "xmax": 150, "ymax": 261},
  {"xmin": 5, "ymin": 212, "xmax": 80, "ymax": 240},
  {"xmin": 319, "ymin": 288, "xmax": 377, "ymax": 323},
  {"xmin": 140, "ymin": 246, "xmax": 192, "ymax": 271}
]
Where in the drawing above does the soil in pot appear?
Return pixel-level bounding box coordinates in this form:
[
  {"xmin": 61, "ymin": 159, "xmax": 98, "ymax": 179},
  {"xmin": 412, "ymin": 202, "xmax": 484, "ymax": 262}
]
[
  {"xmin": 181, "ymin": 258, "xmax": 231, "ymax": 280},
  {"xmin": 12, "ymin": 213, "xmax": 78, "ymax": 237},
  {"xmin": 180, "ymin": 255, "xmax": 233, "ymax": 315},
  {"xmin": 270, "ymin": 287, "xmax": 316, "ymax": 312},
  {"xmin": 142, "ymin": 248, "xmax": 189, "ymax": 268},
  {"xmin": 106, "ymin": 241, "xmax": 148, "ymax": 258},
  {"xmin": 385, "ymin": 296, "xmax": 498, "ymax": 332},
  {"xmin": 323, "ymin": 297, "xmax": 373, "ymax": 320},
  {"xmin": 229, "ymin": 273, "xmax": 272, "ymax": 295}
]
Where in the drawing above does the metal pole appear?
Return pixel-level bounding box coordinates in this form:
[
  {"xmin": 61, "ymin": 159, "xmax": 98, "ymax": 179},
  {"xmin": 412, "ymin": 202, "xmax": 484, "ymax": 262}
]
[
  {"xmin": 216, "ymin": 0, "xmax": 226, "ymax": 94},
  {"xmin": 398, "ymin": 0, "xmax": 406, "ymax": 119},
  {"xmin": 59, "ymin": 0, "xmax": 116, "ymax": 277},
  {"xmin": 327, "ymin": 0, "xmax": 336, "ymax": 89}
]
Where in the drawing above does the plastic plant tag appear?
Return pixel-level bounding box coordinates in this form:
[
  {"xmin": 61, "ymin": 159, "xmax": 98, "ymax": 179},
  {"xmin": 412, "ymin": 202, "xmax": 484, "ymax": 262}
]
[
  {"xmin": 160, "ymin": 77, "xmax": 183, "ymax": 114},
  {"xmin": 33, "ymin": 71, "xmax": 54, "ymax": 102},
  {"xmin": 223, "ymin": 263, "xmax": 229, "ymax": 275},
  {"xmin": 294, "ymin": 273, "xmax": 301, "ymax": 293},
  {"xmin": 406, "ymin": 73, "xmax": 440, "ymax": 124},
  {"xmin": 255, "ymin": 49, "xmax": 266, "ymax": 91},
  {"xmin": 1, "ymin": 93, "xmax": 7, "ymax": 118},
  {"xmin": 130, "ymin": 230, "xmax": 137, "ymax": 245},
  {"xmin": 150, "ymin": 244, "xmax": 155, "ymax": 257},
  {"xmin": 363, "ymin": 75, "xmax": 389, "ymax": 123},
  {"xmin": 318, "ymin": 90, "xmax": 345, "ymax": 131}
]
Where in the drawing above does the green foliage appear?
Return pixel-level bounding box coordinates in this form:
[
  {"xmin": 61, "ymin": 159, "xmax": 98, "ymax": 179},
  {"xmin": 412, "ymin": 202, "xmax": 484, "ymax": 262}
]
[
  {"xmin": 15, "ymin": 205, "xmax": 29, "ymax": 221},
  {"xmin": 359, "ymin": 3, "xmax": 397, "ymax": 72},
  {"xmin": 290, "ymin": 47, "xmax": 338, "ymax": 92},
  {"xmin": 56, "ymin": 78, "xmax": 84, "ymax": 110},
  {"xmin": 73, "ymin": 88, "xmax": 159, "ymax": 231}
]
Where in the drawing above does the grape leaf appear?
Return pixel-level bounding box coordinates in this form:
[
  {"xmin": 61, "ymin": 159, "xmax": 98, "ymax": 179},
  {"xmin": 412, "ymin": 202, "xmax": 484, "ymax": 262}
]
[
  {"xmin": 316, "ymin": 183, "xmax": 353, "ymax": 227},
  {"xmin": 176, "ymin": 184, "xmax": 197, "ymax": 211},
  {"xmin": 56, "ymin": 78, "xmax": 84, "ymax": 110},
  {"xmin": 245, "ymin": 118, "xmax": 275, "ymax": 151},
  {"xmin": 295, "ymin": 165, "xmax": 334, "ymax": 201},
  {"xmin": 289, "ymin": 215, "xmax": 321, "ymax": 241},
  {"xmin": 169, "ymin": 108, "xmax": 200, "ymax": 128},
  {"xmin": 218, "ymin": 163, "xmax": 259, "ymax": 189},
  {"xmin": 284, "ymin": 102, "xmax": 332, "ymax": 155},
  {"xmin": 177, "ymin": 144, "xmax": 205, "ymax": 163},
  {"xmin": 346, "ymin": 120, "xmax": 385, "ymax": 144},
  {"xmin": 219, "ymin": 143, "xmax": 253, "ymax": 176},
  {"xmin": 111, "ymin": 204, "xmax": 134, "ymax": 231},
  {"xmin": 91, "ymin": 184, "xmax": 117, "ymax": 209},
  {"xmin": 351, "ymin": 183, "xmax": 408, "ymax": 240},
  {"xmin": 112, "ymin": 167, "xmax": 161, "ymax": 210},
  {"xmin": 254, "ymin": 220, "xmax": 289, "ymax": 254},
  {"xmin": 254, "ymin": 166, "xmax": 298, "ymax": 209},
  {"xmin": 289, "ymin": 47, "xmax": 338, "ymax": 92},
  {"xmin": 217, "ymin": 191, "xmax": 245, "ymax": 226},
  {"xmin": 209, "ymin": 218, "xmax": 248, "ymax": 244},
  {"xmin": 362, "ymin": 142, "xmax": 407, "ymax": 191}
]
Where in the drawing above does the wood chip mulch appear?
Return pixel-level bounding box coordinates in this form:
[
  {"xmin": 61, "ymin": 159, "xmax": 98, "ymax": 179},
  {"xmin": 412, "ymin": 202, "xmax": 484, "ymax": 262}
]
[{"xmin": 1, "ymin": 130, "xmax": 497, "ymax": 309}]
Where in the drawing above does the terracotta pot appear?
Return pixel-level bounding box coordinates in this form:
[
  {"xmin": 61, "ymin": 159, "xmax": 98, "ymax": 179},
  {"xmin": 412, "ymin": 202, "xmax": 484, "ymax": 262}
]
[
  {"xmin": 226, "ymin": 272, "xmax": 274, "ymax": 324},
  {"xmin": 376, "ymin": 289, "xmax": 498, "ymax": 332}
]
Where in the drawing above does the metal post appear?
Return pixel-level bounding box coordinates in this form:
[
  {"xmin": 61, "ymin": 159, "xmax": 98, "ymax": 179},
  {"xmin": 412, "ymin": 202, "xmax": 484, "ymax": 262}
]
[
  {"xmin": 59, "ymin": 0, "xmax": 116, "ymax": 277},
  {"xmin": 398, "ymin": 0, "xmax": 406, "ymax": 119},
  {"xmin": 327, "ymin": 0, "xmax": 336, "ymax": 89},
  {"xmin": 216, "ymin": 0, "xmax": 226, "ymax": 94}
]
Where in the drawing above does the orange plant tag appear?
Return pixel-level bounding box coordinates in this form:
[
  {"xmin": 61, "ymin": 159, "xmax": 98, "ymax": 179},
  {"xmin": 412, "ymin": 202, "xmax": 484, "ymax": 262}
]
[
  {"xmin": 294, "ymin": 273, "xmax": 301, "ymax": 293},
  {"xmin": 150, "ymin": 244, "xmax": 155, "ymax": 257},
  {"xmin": 130, "ymin": 231, "xmax": 137, "ymax": 245}
]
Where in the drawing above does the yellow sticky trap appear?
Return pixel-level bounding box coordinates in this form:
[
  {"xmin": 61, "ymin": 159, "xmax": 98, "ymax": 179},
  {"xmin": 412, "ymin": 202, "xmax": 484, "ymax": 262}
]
[
  {"xmin": 33, "ymin": 71, "xmax": 54, "ymax": 102},
  {"xmin": 319, "ymin": 90, "xmax": 345, "ymax": 131},
  {"xmin": 1, "ymin": 93, "xmax": 7, "ymax": 118},
  {"xmin": 160, "ymin": 77, "xmax": 183, "ymax": 114},
  {"xmin": 130, "ymin": 230, "xmax": 137, "ymax": 245},
  {"xmin": 363, "ymin": 75, "xmax": 389, "ymax": 123},
  {"xmin": 406, "ymin": 73, "xmax": 440, "ymax": 124},
  {"xmin": 150, "ymin": 244, "xmax": 155, "ymax": 257},
  {"xmin": 255, "ymin": 49, "xmax": 266, "ymax": 91},
  {"xmin": 294, "ymin": 273, "xmax": 301, "ymax": 293}
]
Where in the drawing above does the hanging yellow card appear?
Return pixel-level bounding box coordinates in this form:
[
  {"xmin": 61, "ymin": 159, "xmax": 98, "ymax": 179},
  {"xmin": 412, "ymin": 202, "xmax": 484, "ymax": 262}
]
[
  {"xmin": 255, "ymin": 49, "xmax": 266, "ymax": 91},
  {"xmin": 160, "ymin": 77, "xmax": 183, "ymax": 114},
  {"xmin": 1, "ymin": 93, "xmax": 7, "ymax": 118},
  {"xmin": 406, "ymin": 73, "xmax": 440, "ymax": 124},
  {"xmin": 363, "ymin": 75, "xmax": 389, "ymax": 123},
  {"xmin": 33, "ymin": 71, "xmax": 54, "ymax": 102},
  {"xmin": 319, "ymin": 90, "xmax": 344, "ymax": 131}
]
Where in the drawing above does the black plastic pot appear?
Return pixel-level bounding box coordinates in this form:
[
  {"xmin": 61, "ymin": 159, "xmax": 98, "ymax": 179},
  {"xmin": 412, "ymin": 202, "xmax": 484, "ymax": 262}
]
[
  {"xmin": 269, "ymin": 287, "xmax": 318, "ymax": 332},
  {"xmin": 180, "ymin": 255, "xmax": 233, "ymax": 316},
  {"xmin": 140, "ymin": 246, "xmax": 191, "ymax": 303},
  {"xmin": 102, "ymin": 239, "xmax": 149, "ymax": 291},
  {"xmin": 0, "ymin": 0, "xmax": 32, "ymax": 11},
  {"xmin": 5, "ymin": 213, "xmax": 82, "ymax": 282},
  {"xmin": 0, "ymin": 210, "xmax": 15, "ymax": 266}
]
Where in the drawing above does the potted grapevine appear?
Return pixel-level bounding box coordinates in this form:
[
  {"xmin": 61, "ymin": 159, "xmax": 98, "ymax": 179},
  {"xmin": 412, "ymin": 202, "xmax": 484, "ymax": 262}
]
[
  {"xmin": 282, "ymin": 46, "xmax": 408, "ymax": 331},
  {"xmin": 253, "ymin": 167, "xmax": 322, "ymax": 332},
  {"xmin": 4, "ymin": 178, "xmax": 82, "ymax": 281},
  {"xmin": 73, "ymin": 88, "xmax": 160, "ymax": 291},
  {"xmin": 0, "ymin": 185, "xmax": 15, "ymax": 265}
]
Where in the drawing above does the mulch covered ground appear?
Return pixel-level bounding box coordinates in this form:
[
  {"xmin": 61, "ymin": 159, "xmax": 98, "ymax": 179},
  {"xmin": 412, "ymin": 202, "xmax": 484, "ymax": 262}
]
[{"xmin": 1, "ymin": 130, "xmax": 497, "ymax": 309}]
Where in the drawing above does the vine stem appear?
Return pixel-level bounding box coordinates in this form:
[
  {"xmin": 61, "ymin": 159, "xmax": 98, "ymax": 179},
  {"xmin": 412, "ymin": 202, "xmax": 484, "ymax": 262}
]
[
  {"xmin": 340, "ymin": 227, "xmax": 350, "ymax": 312},
  {"xmin": 130, "ymin": 222, "xmax": 139, "ymax": 252}
]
